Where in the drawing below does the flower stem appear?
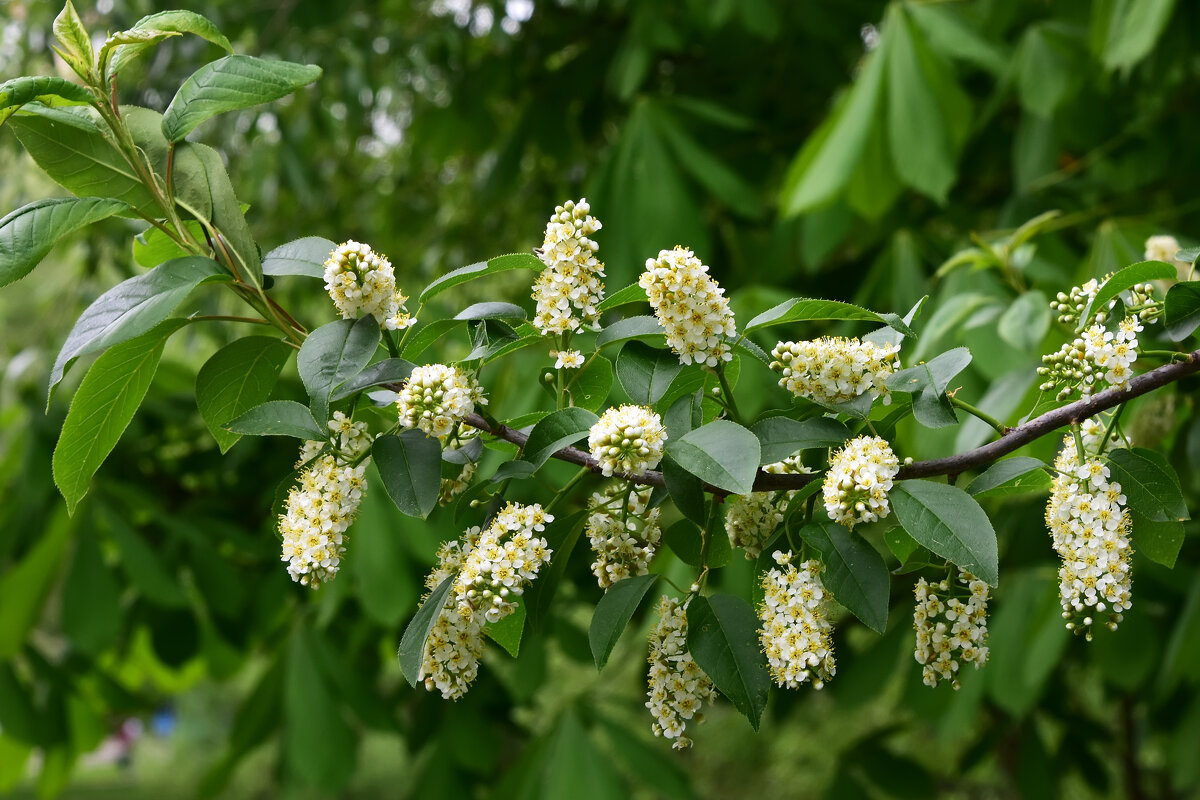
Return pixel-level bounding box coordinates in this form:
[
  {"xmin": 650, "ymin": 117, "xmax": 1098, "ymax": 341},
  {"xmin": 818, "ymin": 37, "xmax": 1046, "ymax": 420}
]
[
  {"xmin": 715, "ymin": 364, "xmax": 744, "ymax": 425},
  {"xmin": 545, "ymin": 466, "xmax": 591, "ymax": 514},
  {"xmin": 949, "ymin": 395, "xmax": 1006, "ymax": 434}
]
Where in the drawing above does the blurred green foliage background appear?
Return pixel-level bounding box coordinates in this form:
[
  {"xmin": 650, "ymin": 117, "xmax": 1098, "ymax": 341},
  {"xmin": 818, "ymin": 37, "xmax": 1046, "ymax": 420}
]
[{"xmin": 2, "ymin": 0, "xmax": 1200, "ymax": 797}]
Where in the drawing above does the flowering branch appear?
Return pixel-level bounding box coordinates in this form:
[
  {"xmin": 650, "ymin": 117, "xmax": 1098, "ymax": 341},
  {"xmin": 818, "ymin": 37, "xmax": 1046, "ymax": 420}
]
[{"xmin": 460, "ymin": 348, "xmax": 1200, "ymax": 493}]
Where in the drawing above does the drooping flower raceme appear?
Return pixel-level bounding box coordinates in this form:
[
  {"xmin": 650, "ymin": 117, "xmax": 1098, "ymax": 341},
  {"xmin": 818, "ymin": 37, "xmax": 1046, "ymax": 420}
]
[
  {"xmin": 758, "ymin": 552, "xmax": 836, "ymax": 689},
  {"xmin": 725, "ymin": 456, "xmax": 812, "ymax": 558},
  {"xmin": 586, "ymin": 483, "xmax": 662, "ymax": 589},
  {"xmin": 639, "ymin": 246, "xmax": 737, "ymax": 367},
  {"xmin": 822, "ymin": 436, "xmax": 900, "ymax": 528},
  {"xmin": 531, "ymin": 198, "xmax": 605, "ymax": 335},
  {"xmin": 396, "ymin": 363, "xmax": 486, "ymax": 438},
  {"xmin": 419, "ymin": 503, "xmax": 553, "ymax": 699},
  {"xmin": 278, "ymin": 412, "xmax": 372, "ymax": 588},
  {"xmin": 1046, "ymin": 434, "xmax": 1132, "ymax": 637},
  {"xmin": 323, "ymin": 240, "xmax": 416, "ymax": 331},
  {"xmin": 913, "ymin": 570, "xmax": 990, "ymax": 689},
  {"xmin": 588, "ymin": 404, "xmax": 666, "ymax": 477},
  {"xmin": 645, "ymin": 595, "xmax": 716, "ymax": 750},
  {"xmin": 770, "ymin": 337, "xmax": 899, "ymax": 407}
]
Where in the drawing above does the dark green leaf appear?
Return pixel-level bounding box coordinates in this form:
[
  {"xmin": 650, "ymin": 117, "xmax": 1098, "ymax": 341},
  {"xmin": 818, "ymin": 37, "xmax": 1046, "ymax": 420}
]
[
  {"xmin": 745, "ymin": 297, "xmax": 914, "ymax": 337},
  {"xmin": 1130, "ymin": 510, "xmax": 1183, "ymax": 569},
  {"xmin": 50, "ymin": 255, "xmax": 225, "ymax": 392},
  {"xmin": 597, "ymin": 315, "xmax": 666, "ymax": 348},
  {"xmin": 284, "ymin": 627, "xmax": 356, "ymax": 793},
  {"xmin": 1164, "ymin": 281, "xmax": 1200, "ymax": 341},
  {"xmin": 595, "ymin": 715, "xmax": 693, "ymax": 800},
  {"xmin": 890, "ymin": 479, "xmax": 999, "ymax": 585},
  {"xmin": 751, "ymin": 416, "xmax": 850, "ymax": 464},
  {"xmin": 565, "ymin": 354, "xmax": 613, "ymax": 412},
  {"xmin": 419, "ymin": 252, "xmax": 543, "ymax": 303},
  {"xmin": 617, "ymin": 342, "xmax": 683, "ymax": 405},
  {"xmin": 1105, "ymin": 447, "xmax": 1188, "ymax": 522},
  {"xmin": 397, "ymin": 577, "xmax": 454, "ymax": 688},
  {"xmin": 967, "ymin": 457, "xmax": 1051, "ymax": 498},
  {"xmin": 667, "ymin": 420, "xmax": 760, "ymax": 494},
  {"xmin": 374, "ymin": 431, "xmax": 442, "ymax": 518},
  {"xmin": 52, "ymin": 320, "xmax": 185, "ymax": 514},
  {"xmin": 486, "ymin": 599, "xmax": 526, "ymax": 657},
  {"xmin": 884, "ymin": 526, "xmax": 921, "ymax": 564},
  {"xmin": 262, "ymin": 236, "xmax": 335, "ymax": 278},
  {"xmin": 662, "ymin": 454, "xmax": 707, "ymax": 526},
  {"xmin": 297, "ymin": 316, "xmax": 380, "ymax": 421},
  {"xmin": 542, "ymin": 710, "xmax": 625, "ymax": 800},
  {"xmin": 686, "ymin": 594, "xmax": 771, "ymax": 730},
  {"xmin": 225, "ymin": 400, "xmax": 325, "ymax": 440},
  {"xmin": 196, "ymin": 337, "xmax": 291, "ymax": 452},
  {"xmin": 1079, "ymin": 260, "xmax": 1178, "ymax": 330},
  {"xmin": 102, "ymin": 508, "xmax": 186, "ymax": 607},
  {"xmin": 589, "ymin": 574, "xmax": 658, "ymax": 669},
  {"xmin": 61, "ymin": 533, "xmax": 120, "ymax": 655},
  {"xmin": 525, "ymin": 511, "xmax": 588, "ymax": 630},
  {"xmin": 0, "ymin": 197, "xmax": 127, "ymax": 288},
  {"xmin": 0, "ymin": 510, "xmax": 73, "ymax": 658},
  {"xmin": 663, "ymin": 519, "xmax": 703, "ymax": 567},
  {"xmin": 597, "ymin": 282, "xmax": 648, "ymax": 311},
  {"xmin": 523, "ymin": 408, "xmax": 598, "ymax": 470},
  {"xmin": 455, "ymin": 301, "xmax": 527, "ymax": 321},
  {"xmin": 331, "ymin": 357, "xmax": 414, "ymax": 400},
  {"xmin": 162, "ymin": 55, "xmax": 322, "ymax": 141},
  {"xmin": 799, "ymin": 521, "xmax": 890, "ymax": 633}
]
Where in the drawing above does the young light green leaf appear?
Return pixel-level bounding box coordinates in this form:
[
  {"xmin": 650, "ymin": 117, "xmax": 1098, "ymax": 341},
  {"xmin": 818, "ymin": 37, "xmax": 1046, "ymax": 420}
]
[
  {"xmin": 162, "ymin": 55, "xmax": 322, "ymax": 141},
  {"xmin": 331, "ymin": 357, "xmax": 415, "ymax": 401},
  {"xmin": 108, "ymin": 10, "xmax": 233, "ymax": 77},
  {"xmin": 50, "ymin": 256, "xmax": 226, "ymax": 393},
  {"xmin": 262, "ymin": 236, "xmax": 336, "ymax": 278},
  {"xmin": 1105, "ymin": 447, "xmax": 1188, "ymax": 523},
  {"xmin": 750, "ymin": 416, "xmax": 850, "ymax": 465},
  {"xmin": 1164, "ymin": 281, "xmax": 1200, "ymax": 341},
  {"xmin": 1079, "ymin": 260, "xmax": 1178, "ymax": 330},
  {"xmin": 1129, "ymin": 510, "xmax": 1184, "ymax": 569},
  {"xmin": 53, "ymin": 1, "xmax": 94, "ymax": 81},
  {"xmin": 419, "ymin": 252, "xmax": 543, "ymax": 303},
  {"xmin": 1103, "ymin": 0, "xmax": 1176, "ymax": 71},
  {"xmin": 597, "ymin": 282, "xmax": 648, "ymax": 311},
  {"xmin": 686, "ymin": 594, "xmax": 771, "ymax": 730},
  {"xmin": 297, "ymin": 316, "xmax": 380, "ymax": 421},
  {"xmin": 745, "ymin": 297, "xmax": 915, "ymax": 337},
  {"xmin": 565, "ymin": 354, "xmax": 613, "ymax": 412},
  {"xmin": 0, "ymin": 198, "xmax": 127, "ymax": 288},
  {"xmin": 225, "ymin": 400, "xmax": 325, "ymax": 440},
  {"xmin": 196, "ymin": 337, "xmax": 292, "ymax": 452},
  {"xmin": 589, "ymin": 574, "xmax": 658, "ymax": 669},
  {"xmin": 890, "ymin": 479, "xmax": 999, "ymax": 586},
  {"xmin": 0, "ymin": 75, "xmax": 95, "ymax": 126},
  {"xmin": 967, "ymin": 457, "xmax": 1051, "ymax": 498},
  {"xmin": 523, "ymin": 408, "xmax": 599, "ymax": 470},
  {"xmin": 667, "ymin": 420, "xmax": 761, "ymax": 495},
  {"xmin": 800, "ymin": 520, "xmax": 890, "ymax": 633},
  {"xmin": 53, "ymin": 320, "xmax": 186, "ymax": 514},
  {"xmin": 617, "ymin": 342, "xmax": 683, "ymax": 405},
  {"xmin": 397, "ymin": 576, "xmax": 454, "ymax": 687},
  {"xmin": 597, "ymin": 315, "xmax": 666, "ymax": 348},
  {"xmin": 97, "ymin": 29, "xmax": 181, "ymax": 77},
  {"xmin": 374, "ymin": 431, "xmax": 443, "ymax": 518}
]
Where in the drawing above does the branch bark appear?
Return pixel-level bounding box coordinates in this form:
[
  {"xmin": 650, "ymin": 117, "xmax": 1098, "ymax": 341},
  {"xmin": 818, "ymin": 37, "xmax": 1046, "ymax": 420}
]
[{"xmin": 460, "ymin": 349, "xmax": 1200, "ymax": 493}]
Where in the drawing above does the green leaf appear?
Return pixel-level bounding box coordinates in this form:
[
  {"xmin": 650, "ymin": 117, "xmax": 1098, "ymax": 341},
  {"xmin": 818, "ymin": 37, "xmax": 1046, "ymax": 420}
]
[
  {"xmin": 967, "ymin": 457, "xmax": 1051, "ymax": 498},
  {"xmin": 0, "ymin": 197, "xmax": 127, "ymax": 288},
  {"xmin": 374, "ymin": 431, "xmax": 443, "ymax": 518},
  {"xmin": 565, "ymin": 354, "xmax": 613, "ymax": 412},
  {"xmin": 133, "ymin": 221, "xmax": 198, "ymax": 267},
  {"xmin": 997, "ymin": 291, "xmax": 1051, "ymax": 351},
  {"xmin": 668, "ymin": 420, "xmax": 760, "ymax": 494},
  {"xmin": 663, "ymin": 519, "xmax": 704, "ymax": 566},
  {"xmin": 523, "ymin": 408, "xmax": 598, "ymax": 471},
  {"xmin": 397, "ymin": 577, "xmax": 455, "ymax": 688},
  {"xmin": 262, "ymin": 236, "xmax": 335, "ymax": 278},
  {"xmin": 284, "ymin": 627, "xmax": 356, "ymax": 793},
  {"xmin": 596, "ymin": 315, "xmax": 666, "ymax": 348},
  {"xmin": 1130, "ymin": 510, "xmax": 1184, "ymax": 569},
  {"xmin": 173, "ymin": 135, "xmax": 262, "ymax": 284},
  {"xmin": 1103, "ymin": 0, "xmax": 1176, "ymax": 71},
  {"xmin": 0, "ymin": 75, "xmax": 94, "ymax": 126},
  {"xmin": 884, "ymin": 347, "xmax": 972, "ymax": 428},
  {"xmin": 98, "ymin": 29, "xmax": 181, "ymax": 77},
  {"xmin": 1164, "ymin": 281, "xmax": 1200, "ymax": 341},
  {"xmin": 162, "ymin": 55, "xmax": 322, "ymax": 141},
  {"xmin": 799, "ymin": 521, "xmax": 890, "ymax": 634},
  {"xmin": 331, "ymin": 357, "xmax": 414, "ymax": 401},
  {"xmin": 616, "ymin": 342, "xmax": 683, "ymax": 405},
  {"xmin": 595, "ymin": 715, "xmax": 693, "ymax": 800},
  {"xmin": 454, "ymin": 301, "xmax": 527, "ymax": 321},
  {"xmin": 401, "ymin": 318, "xmax": 461, "ymax": 360},
  {"xmin": 542, "ymin": 710, "xmax": 625, "ymax": 800},
  {"xmin": 1079, "ymin": 260, "xmax": 1177, "ymax": 330},
  {"xmin": 597, "ymin": 282, "xmax": 648, "ymax": 311},
  {"xmin": 50, "ymin": 255, "xmax": 225, "ymax": 392},
  {"xmin": 525, "ymin": 511, "xmax": 588, "ymax": 630},
  {"xmin": 108, "ymin": 10, "xmax": 233, "ymax": 76},
  {"xmin": 419, "ymin": 252, "xmax": 543, "ymax": 303},
  {"xmin": 651, "ymin": 104, "xmax": 763, "ymax": 218},
  {"xmin": 196, "ymin": 337, "xmax": 291, "ymax": 452},
  {"xmin": 745, "ymin": 297, "xmax": 915, "ymax": 337},
  {"xmin": 662, "ymin": 454, "xmax": 708, "ymax": 527},
  {"xmin": 751, "ymin": 416, "xmax": 850, "ymax": 465},
  {"xmin": 486, "ymin": 599, "xmax": 526, "ymax": 657},
  {"xmin": 589, "ymin": 574, "xmax": 658, "ymax": 669},
  {"xmin": 102, "ymin": 507, "xmax": 186, "ymax": 607},
  {"xmin": 686, "ymin": 594, "xmax": 771, "ymax": 730},
  {"xmin": 0, "ymin": 508, "xmax": 72, "ymax": 658},
  {"xmin": 1105, "ymin": 447, "xmax": 1188, "ymax": 523},
  {"xmin": 297, "ymin": 316, "xmax": 380, "ymax": 421},
  {"xmin": 1017, "ymin": 24, "xmax": 1078, "ymax": 117},
  {"xmin": 890, "ymin": 479, "xmax": 999, "ymax": 585},
  {"xmin": 225, "ymin": 400, "xmax": 325, "ymax": 440},
  {"xmin": 884, "ymin": 526, "xmax": 921, "ymax": 565},
  {"xmin": 61, "ymin": 533, "xmax": 121, "ymax": 655},
  {"xmin": 53, "ymin": 1, "xmax": 94, "ymax": 80},
  {"xmin": 984, "ymin": 571, "xmax": 1069, "ymax": 717},
  {"xmin": 53, "ymin": 320, "xmax": 185, "ymax": 514}
]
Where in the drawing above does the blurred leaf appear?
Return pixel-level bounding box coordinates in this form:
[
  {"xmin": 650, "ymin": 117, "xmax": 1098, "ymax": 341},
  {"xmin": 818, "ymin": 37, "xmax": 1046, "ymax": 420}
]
[
  {"xmin": 102, "ymin": 507, "xmax": 186, "ymax": 607},
  {"xmin": 542, "ymin": 710, "xmax": 624, "ymax": 800},
  {"xmin": 196, "ymin": 336, "xmax": 291, "ymax": 452},
  {"xmin": 261, "ymin": 236, "xmax": 335, "ymax": 278},
  {"xmin": 1017, "ymin": 24, "xmax": 1079, "ymax": 117},
  {"xmin": 525, "ymin": 511, "xmax": 588, "ymax": 630},
  {"xmin": 1103, "ymin": 0, "xmax": 1177, "ymax": 71},
  {"xmin": 668, "ymin": 420, "xmax": 760, "ymax": 494},
  {"xmin": 997, "ymin": 291, "xmax": 1050, "ymax": 351},
  {"xmin": 800, "ymin": 520, "xmax": 890, "ymax": 633},
  {"xmin": 596, "ymin": 714, "xmax": 693, "ymax": 798},
  {"xmin": 651, "ymin": 104, "xmax": 763, "ymax": 218},
  {"xmin": 61, "ymin": 533, "xmax": 120, "ymax": 655},
  {"xmin": 890, "ymin": 480, "xmax": 999, "ymax": 585},
  {"xmin": 284, "ymin": 626, "xmax": 356, "ymax": 793},
  {"xmin": 687, "ymin": 594, "xmax": 771, "ymax": 730},
  {"xmin": 985, "ymin": 571, "xmax": 1069, "ymax": 716},
  {"xmin": 375, "ymin": 430, "xmax": 442, "ymax": 518},
  {"xmin": 0, "ymin": 508, "xmax": 72, "ymax": 658},
  {"xmin": 590, "ymin": 574, "xmax": 658, "ymax": 669}
]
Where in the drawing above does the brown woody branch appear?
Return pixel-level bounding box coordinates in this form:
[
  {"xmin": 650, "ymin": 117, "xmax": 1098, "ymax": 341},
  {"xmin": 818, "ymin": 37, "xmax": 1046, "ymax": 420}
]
[{"xmin": 461, "ymin": 349, "xmax": 1200, "ymax": 494}]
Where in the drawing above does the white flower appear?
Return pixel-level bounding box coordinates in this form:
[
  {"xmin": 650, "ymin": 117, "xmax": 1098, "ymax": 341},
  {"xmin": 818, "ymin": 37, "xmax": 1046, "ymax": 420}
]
[
  {"xmin": 639, "ymin": 246, "xmax": 737, "ymax": 367},
  {"xmin": 725, "ymin": 457, "xmax": 812, "ymax": 558},
  {"xmin": 770, "ymin": 337, "xmax": 900, "ymax": 407},
  {"xmin": 586, "ymin": 483, "xmax": 662, "ymax": 589},
  {"xmin": 531, "ymin": 199, "xmax": 606, "ymax": 335},
  {"xmin": 588, "ymin": 405, "xmax": 666, "ymax": 477},
  {"xmin": 278, "ymin": 412, "xmax": 372, "ymax": 588},
  {"xmin": 759, "ymin": 553, "xmax": 836, "ymax": 689},
  {"xmin": 552, "ymin": 349, "xmax": 585, "ymax": 369},
  {"xmin": 397, "ymin": 364, "xmax": 486, "ymax": 438},
  {"xmin": 645, "ymin": 596, "xmax": 716, "ymax": 749},
  {"xmin": 323, "ymin": 240, "xmax": 416, "ymax": 331},
  {"xmin": 913, "ymin": 570, "xmax": 990, "ymax": 689},
  {"xmin": 822, "ymin": 436, "xmax": 899, "ymax": 528}
]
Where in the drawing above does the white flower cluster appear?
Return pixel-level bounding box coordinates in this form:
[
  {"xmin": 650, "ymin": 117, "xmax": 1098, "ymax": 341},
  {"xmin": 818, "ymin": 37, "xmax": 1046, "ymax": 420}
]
[
  {"xmin": 822, "ymin": 436, "xmax": 899, "ymax": 528},
  {"xmin": 396, "ymin": 363, "xmax": 486, "ymax": 438},
  {"xmin": 725, "ymin": 456, "xmax": 812, "ymax": 558},
  {"xmin": 645, "ymin": 595, "xmax": 716, "ymax": 750},
  {"xmin": 323, "ymin": 240, "xmax": 416, "ymax": 331},
  {"xmin": 1046, "ymin": 435, "xmax": 1132, "ymax": 638},
  {"xmin": 639, "ymin": 246, "xmax": 737, "ymax": 367},
  {"xmin": 551, "ymin": 349, "xmax": 584, "ymax": 369},
  {"xmin": 913, "ymin": 570, "xmax": 990, "ymax": 689},
  {"xmin": 279, "ymin": 412, "xmax": 372, "ymax": 588},
  {"xmin": 770, "ymin": 337, "xmax": 899, "ymax": 407},
  {"xmin": 758, "ymin": 552, "xmax": 836, "ymax": 690},
  {"xmin": 588, "ymin": 404, "xmax": 666, "ymax": 477},
  {"xmin": 586, "ymin": 483, "xmax": 662, "ymax": 589},
  {"xmin": 420, "ymin": 503, "xmax": 554, "ymax": 699},
  {"xmin": 531, "ymin": 198, "xmax": 605, "ymax": 335},
  {"xmin": 1080, "ymin": 316, "xmax": 1141, "ymax": 393}
]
